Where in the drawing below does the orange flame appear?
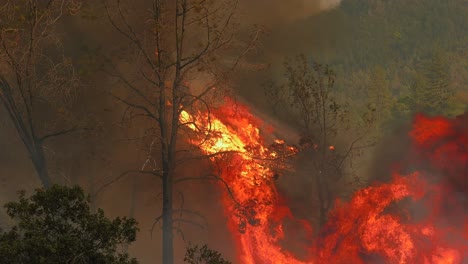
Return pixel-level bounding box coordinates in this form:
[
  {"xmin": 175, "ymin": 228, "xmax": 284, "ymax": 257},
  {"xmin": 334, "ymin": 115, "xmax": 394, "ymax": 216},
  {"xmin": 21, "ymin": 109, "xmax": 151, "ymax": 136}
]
[
  {"xmin": 180, "ymin": 99, "xmax": 309, "ymax": 264},
  {"xmin": 180, "ymin": 99, "xmax": 467, "ymax": 264},
  {"xmin": 317, "ymin": 113, "xmax": 467, "ymax": 264}
]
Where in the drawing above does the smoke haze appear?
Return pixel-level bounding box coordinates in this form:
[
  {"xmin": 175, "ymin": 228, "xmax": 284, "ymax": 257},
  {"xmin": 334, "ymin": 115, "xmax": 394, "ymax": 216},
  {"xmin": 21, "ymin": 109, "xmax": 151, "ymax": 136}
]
[
  {"xmin": 0, "ymin": 0, "xmax": 344, "ymax": 261},
  {"xmin": 239, "ymin": 0, "xmax": 341, "ymax": 24}
]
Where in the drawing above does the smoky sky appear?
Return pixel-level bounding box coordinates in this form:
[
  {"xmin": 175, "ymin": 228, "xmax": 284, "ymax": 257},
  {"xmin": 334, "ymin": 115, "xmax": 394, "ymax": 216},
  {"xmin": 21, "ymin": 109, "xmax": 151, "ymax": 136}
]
[
  {"xmin": 233, "ymin": 0, "xmax": 346, "ymax": 114},
  {"xmin": 239, "ymin": 0, "xmax": 328, "ymax": 24}
]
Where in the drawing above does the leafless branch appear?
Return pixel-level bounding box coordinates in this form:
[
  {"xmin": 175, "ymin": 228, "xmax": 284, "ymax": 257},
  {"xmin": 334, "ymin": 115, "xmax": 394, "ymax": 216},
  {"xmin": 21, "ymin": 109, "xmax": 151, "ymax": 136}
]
[
  {"xmin": 173, "ymin": 218, "xmax": 205, "ymax": 229},
  {"xmin": 174, "ymin": 173, "xmax": 242, "ymax": 208},
  {"xmin": 40, "ymin": 126, "xmax": 82, "ymax": 142},
  {"xmin": 94, "ymin": 169, "xmax": 162, "ymax": 197},
  {"xmin": 109, "ymin": 92, "xmax": 157, "ymax": 121}
]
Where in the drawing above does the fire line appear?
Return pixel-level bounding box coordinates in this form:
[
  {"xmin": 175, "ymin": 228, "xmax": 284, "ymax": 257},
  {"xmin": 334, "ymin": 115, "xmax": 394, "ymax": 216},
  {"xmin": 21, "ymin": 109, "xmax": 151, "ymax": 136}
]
[{"xmin": 180, "ymin": 100, "xmax": 467, "ymax": 264}]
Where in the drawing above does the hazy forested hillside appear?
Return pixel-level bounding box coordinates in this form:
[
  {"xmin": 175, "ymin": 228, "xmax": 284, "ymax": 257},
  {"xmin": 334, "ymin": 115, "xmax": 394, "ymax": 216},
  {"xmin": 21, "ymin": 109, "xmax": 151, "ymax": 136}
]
[{"xmin": 305, "ymin": 0, "xmax": 467, "ymax": 128}]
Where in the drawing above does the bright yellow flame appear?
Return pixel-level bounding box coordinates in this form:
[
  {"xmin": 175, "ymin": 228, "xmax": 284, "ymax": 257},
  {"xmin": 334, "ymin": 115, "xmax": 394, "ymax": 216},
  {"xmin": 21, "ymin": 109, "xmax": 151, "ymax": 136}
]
[{"xmin": 179, "ymin": 107, "xmax": 308, "ymax": 264}]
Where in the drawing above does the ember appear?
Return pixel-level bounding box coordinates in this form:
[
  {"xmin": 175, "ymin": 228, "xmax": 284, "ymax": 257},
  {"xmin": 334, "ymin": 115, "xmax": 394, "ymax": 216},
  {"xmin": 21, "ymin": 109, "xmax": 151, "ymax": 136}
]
[{"xmin": 181, "ymin": 99, "xmax": 467, "ymax": 264}]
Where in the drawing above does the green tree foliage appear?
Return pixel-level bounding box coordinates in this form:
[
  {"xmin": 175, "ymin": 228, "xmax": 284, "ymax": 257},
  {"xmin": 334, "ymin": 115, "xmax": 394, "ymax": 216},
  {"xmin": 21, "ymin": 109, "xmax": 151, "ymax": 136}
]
[
  {"xmin": 410, "ymin": 50, "xmax": 453, "ymax": 115},
  {"xmin": 184, "ymin": 244, "xmax": 231, "ymax": 264},
  {"xmin": 309, "ymin": 0, "xmax": 466, "ymax": 124},
  {"xmin": 367, "ymin": 67, "xmax": 394, "ymax": 122},
  {"xmin": 330, "ymin": 0, "xmax": 467, "ymax": 69},
  {"xmin": 0, "ymin": 185, "xmax": 138, "ymax": 264}
]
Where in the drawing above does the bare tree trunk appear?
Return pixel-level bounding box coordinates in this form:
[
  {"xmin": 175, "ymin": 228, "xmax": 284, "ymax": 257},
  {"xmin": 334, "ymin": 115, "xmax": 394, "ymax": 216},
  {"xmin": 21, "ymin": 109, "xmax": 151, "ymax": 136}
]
[
  {"xmin": 123, "ymin": 176, "xmax": 138, "ymax": 253},
  {"xmin": 162, "ymin": 168, "xmax": 174, "ymax": 264},
  {"xmin": 316, "ymin": 171, "xmax": 327, "ymax": 228},
  {"xmin": 31, "ymin": 143, "xmax": 52, "ymax": 188},
  {"xmin": 319, "ymin": 90, "xmax": 329, "ymax": 227},
  {"xmin": 0, "ymin": 78, "xmax": 52, "ymax": 188},
  {"xmin": 160, "ymin": 68, "xmax": 174, "ymax": 263},
  {"xmin": 89, "ymin": 179, "xmax": 96, "ymax": 213},
  {"xmin": 315, "ymin": 157, "xmax": 330, "ymax": 228}
]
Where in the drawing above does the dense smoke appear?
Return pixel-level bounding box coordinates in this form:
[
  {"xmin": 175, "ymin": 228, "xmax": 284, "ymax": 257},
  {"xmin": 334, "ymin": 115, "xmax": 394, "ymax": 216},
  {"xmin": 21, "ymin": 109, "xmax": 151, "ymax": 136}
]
[{"xmin": 232, "ymin": 0, "xmax": 346, "ymax": 138}]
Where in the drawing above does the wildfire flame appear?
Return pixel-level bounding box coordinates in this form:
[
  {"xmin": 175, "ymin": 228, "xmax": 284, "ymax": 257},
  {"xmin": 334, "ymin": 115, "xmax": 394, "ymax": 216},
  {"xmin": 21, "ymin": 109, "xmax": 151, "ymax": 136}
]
[
  {"xmin": 180, "ymin": 99, "xmax": 467, "ymax": 264},
  {"xmin": 318, "ymin": 113, "xmax": 468, "ymax": 264},
  {"xmin": 180, "ymin": 99, "xmax": 307, "ymax": 264}
]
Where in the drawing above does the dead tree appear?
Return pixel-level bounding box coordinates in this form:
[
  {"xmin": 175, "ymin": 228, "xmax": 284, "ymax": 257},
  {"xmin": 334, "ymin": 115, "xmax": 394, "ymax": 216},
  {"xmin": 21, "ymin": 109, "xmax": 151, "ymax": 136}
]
[
  {"xmin": 102, "ymin": 0, "xmax": 260, "ymax": 263},
  {"xmin": 0, "ymin": 1, "xmax": 83, "ymax": 188}
]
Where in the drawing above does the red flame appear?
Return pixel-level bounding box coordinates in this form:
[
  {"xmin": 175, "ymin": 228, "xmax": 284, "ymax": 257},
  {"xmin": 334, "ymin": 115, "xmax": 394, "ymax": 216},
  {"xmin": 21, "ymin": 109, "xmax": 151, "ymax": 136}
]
[
  {"xmin": 318, "ymin": 113, "xmax": 468, "ymax": 263},
  {"xmin": 181, "ymin": 99, "xmax": 467, "ymax": 264},
  {"xmin": 181, "ymin": 99, "xmax": 307, "ymax": 263}
]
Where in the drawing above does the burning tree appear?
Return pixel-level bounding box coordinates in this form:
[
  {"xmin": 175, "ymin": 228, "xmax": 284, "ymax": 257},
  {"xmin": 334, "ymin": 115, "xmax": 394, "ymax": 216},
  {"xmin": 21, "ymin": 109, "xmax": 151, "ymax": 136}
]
[
  {"xmin": 0, "ymin": 0, "xmax": 84, "ymax": 188},
  {"xmin": 102, "ymin": 0, "xmax": 260, "ymax": 263},
  {"xmin": 179, "ymin": 100, "xmax": 305, "ymax": 263},
  {"xmin": 265, "ymin": 54, "xmax": 374, "ymax": 227}
]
